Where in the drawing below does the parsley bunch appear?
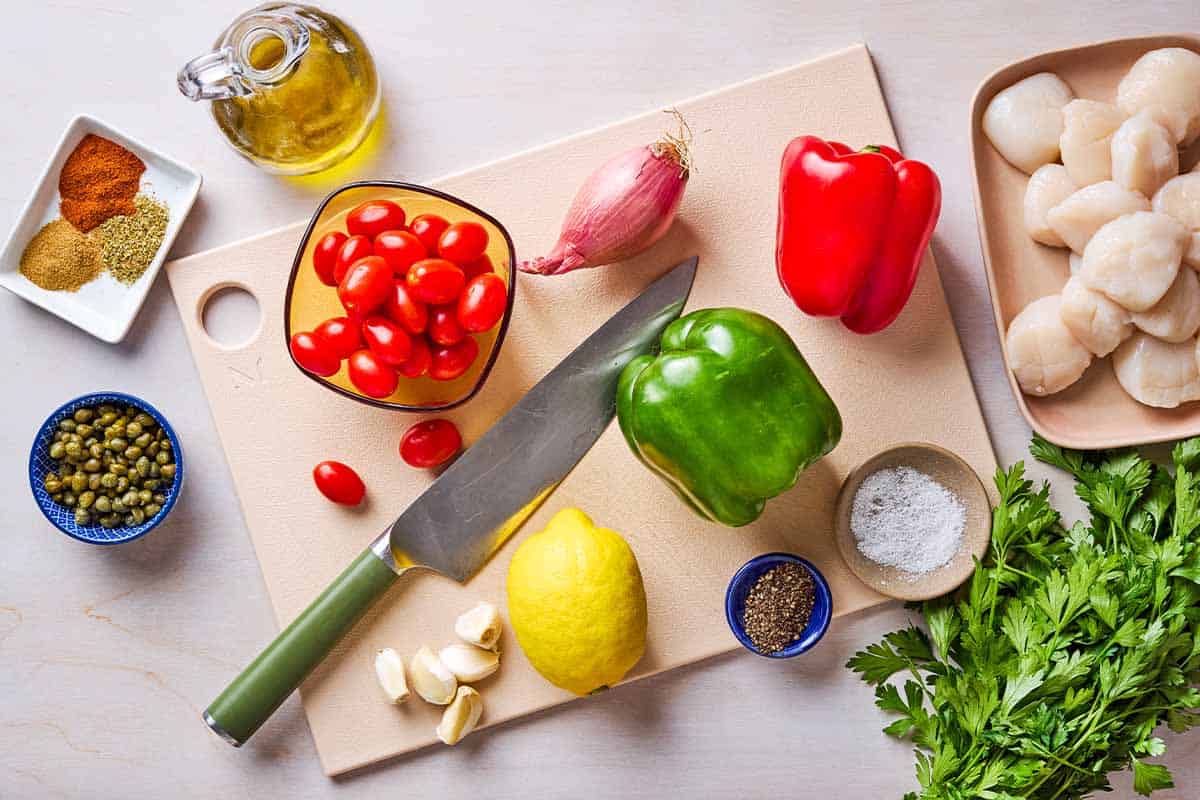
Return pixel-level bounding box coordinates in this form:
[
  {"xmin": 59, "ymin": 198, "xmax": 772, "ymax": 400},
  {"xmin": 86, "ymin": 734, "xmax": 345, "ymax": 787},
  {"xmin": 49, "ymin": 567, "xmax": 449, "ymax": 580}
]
[{"xmin": 848, "ymin": 437, "xmax": 1200, "ymax": 798}]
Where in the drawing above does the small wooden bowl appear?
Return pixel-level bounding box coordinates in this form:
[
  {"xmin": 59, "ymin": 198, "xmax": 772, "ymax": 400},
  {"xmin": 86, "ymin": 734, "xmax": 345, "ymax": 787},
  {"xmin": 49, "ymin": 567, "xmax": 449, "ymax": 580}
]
[{"xmin": 834, "ymin": 443, "xmax": 991, "ymax": 601}]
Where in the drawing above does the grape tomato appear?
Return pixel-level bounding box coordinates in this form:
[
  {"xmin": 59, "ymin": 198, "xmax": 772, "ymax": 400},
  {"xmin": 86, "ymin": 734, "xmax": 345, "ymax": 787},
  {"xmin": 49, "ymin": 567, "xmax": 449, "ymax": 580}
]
[
  {"xmin": 461, "ymin": 254, "xmax": 495, "ymax": 281},
  {"xmin": 313, "ymin": 231, "xmax": 347, "ymax": 286},
  {"xmin": 312, "ymin": 460, "xmax": 366, "ymax": 506},
  {"xmin": 409, "ymin": 214, "xmax": 450, "ymax": 254},
  {"xmin": 429, "ymin": 337, "xmax": 479, "ymax": 381},
  {"xmin": 437, "ymin": 221, "xmax": 489, "ymax": 264},
  {"xmin": 313, "ymin": 316, "xmax": 363, "ymax": 359},
  {"xmin": 429, "ymin": 306, "xmax": 467, "ymax": 346},
  {"xmin": 362, "ymin": 315, "xmax": 413, "ymax": 367},
  {"xmin": 338, "ymin": 256, "xmax": 394, "ymax": 318},
  {"xmin": 398, "ymin": 335, "xmax": 432, "ymax": 378},
  {"xmin": 346, "ymin": 200, "xmax": 406, "ymax": 240},
  {"xmin": 406, "ymin": 259, "xmax": 466, "ymax": 305},
  {"xmin": 347, "ymin": 349, "xmax": 399, "ymax": 398},
  {"xmin": 457, "ymin": 273, "xmax": 507, "ymax": 333},
  {"xmin": 290, "ymin": 331, "xmax": 341, "ymax": 377},
  {"xmin": 374, "ymin": 230, "xmax": 426, "ymax": 278},
  {"xmin": 399, "ymin": 419, "xmax": 462, "ymax": 469},
  {"xmin": 385, "ymin": 282, "xmax": 429, "ymax": 335},
  {"xmin": 334, "ymin": 235, "xmax": 374, "ymax": 284}
]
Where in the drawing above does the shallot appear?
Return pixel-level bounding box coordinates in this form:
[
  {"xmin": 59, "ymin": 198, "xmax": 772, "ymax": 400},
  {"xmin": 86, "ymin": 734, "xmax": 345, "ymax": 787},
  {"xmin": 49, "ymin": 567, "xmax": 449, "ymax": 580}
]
[{"xmin": 519, "ymin": 112, "xmax": 692, "ymax": 276}]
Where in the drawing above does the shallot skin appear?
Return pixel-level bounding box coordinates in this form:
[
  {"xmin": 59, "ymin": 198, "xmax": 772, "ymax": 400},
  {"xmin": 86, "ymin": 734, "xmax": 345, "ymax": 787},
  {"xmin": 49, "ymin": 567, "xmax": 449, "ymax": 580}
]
[{"xmin": 520, "ymin": 142, "xmax": 689, "ymax": 276}]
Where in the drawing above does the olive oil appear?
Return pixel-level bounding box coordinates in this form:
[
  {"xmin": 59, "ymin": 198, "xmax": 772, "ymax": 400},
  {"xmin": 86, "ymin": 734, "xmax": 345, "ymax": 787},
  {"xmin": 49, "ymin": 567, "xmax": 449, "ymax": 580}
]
[{"xmin": 179, "ymin": 4, "xmax": 380, "ymax": 175}]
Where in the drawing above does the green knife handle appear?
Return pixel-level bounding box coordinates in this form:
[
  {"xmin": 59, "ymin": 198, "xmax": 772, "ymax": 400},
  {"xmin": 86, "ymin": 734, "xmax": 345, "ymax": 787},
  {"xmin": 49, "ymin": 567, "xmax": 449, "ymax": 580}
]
[{"xmin": 203, "ymin": 547, "xmax": 399, "ymax": 746}]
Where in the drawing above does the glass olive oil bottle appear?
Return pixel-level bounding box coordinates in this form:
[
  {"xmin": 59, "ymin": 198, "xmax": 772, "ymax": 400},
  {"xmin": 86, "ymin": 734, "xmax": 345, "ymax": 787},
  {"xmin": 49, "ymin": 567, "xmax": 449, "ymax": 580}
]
[{"xmin": 178, "ymin": 3, "xmax": 380, "ymax": 175}]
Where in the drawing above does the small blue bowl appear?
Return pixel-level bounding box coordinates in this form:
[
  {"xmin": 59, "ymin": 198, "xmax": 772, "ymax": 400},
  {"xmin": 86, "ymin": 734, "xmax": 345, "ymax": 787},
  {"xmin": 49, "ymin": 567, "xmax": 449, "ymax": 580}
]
[
  {"xmin": 725, "ymin": 552, "xmax": 833, "ymax": 658},
  {"xmin": 29, "ymin": 392, "xmax": 184, "ymax": 545}
]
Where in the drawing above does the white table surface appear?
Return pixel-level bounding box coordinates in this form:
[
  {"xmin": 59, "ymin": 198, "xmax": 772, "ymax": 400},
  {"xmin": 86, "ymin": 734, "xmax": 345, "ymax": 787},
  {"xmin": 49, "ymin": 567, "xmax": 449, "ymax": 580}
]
[{"xmin": 3, "ymin": 1, "xmax": 1199, "ymax": 797}]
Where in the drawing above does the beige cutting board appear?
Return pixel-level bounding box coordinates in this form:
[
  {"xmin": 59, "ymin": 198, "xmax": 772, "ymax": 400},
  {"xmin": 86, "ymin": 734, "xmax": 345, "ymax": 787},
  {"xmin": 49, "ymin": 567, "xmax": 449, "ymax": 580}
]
[{"xmin": 165, "ymin": 44, "xmax": 996, "ymax": 776}]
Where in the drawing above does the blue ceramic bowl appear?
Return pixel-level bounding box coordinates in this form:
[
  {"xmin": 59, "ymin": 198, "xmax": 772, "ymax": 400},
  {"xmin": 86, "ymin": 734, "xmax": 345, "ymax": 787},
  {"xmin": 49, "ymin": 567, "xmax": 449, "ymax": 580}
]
[
  {"xmin": 725, "ymin": 552, "xmax": 833, "ymax": 658},
  {"xmin": 29, "ymin": 392, "xmax": 184, "ymax": 545}
]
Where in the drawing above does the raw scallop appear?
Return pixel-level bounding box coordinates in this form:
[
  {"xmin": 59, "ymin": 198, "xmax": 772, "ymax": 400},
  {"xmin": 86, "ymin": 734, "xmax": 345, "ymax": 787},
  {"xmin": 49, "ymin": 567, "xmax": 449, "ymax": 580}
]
[
  {"xmin": 1080, "ymin": 211, "xmax": 1186, "ymax": 311},
  {"xmin": 1046, "ymin": 181, "xmax": 1151, "ymax": 253},
  {"xmin": 1006, "ymin": 295, "xmax": 1092, "ymax": 396},
  {"xmin": 1023, "ymin": 165, "xmax": 1076, "ymax": 247},
  {"xmin": 1152, "ymin": 173, "xmax": 1200, "ymax": 269},
  {"xmin": 1111, "ymin": 111, "xmax": 1178, "ymax": 198},
  {"xmin": 1112, "ymin": 332, "xmax": 1200, "ymax": 408},
  {"xmin": 1131, "ymin": 268, "xmax": 1200, "ymax": 343},
  {"xmin": 1059, "ymin": 275, "xmax": 1132, "ymax": 356},
  {"xmin": 982, "ymin": 73, "xmax": 1074, "ymax": 174},
  {"xmin": 1116, "ymin": 47, "xmax": 1200, "ymax": 146},
  {"xmin": 1059, "ymin": 99, "xmax": 1125, "ymax": 186}
]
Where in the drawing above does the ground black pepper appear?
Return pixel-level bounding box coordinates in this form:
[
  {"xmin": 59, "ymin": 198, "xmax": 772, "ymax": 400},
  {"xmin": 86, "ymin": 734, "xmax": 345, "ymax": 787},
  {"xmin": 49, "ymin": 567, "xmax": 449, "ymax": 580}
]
[{"xmin": 741, "ymin": 562, "xmax": 816, "ymax": 654}]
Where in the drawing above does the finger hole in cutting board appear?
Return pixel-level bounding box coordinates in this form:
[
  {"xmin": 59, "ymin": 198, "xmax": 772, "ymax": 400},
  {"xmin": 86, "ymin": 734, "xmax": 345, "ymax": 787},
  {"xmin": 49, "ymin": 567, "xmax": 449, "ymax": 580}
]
[{"xmin": 199, "ymin": 283, "xmax": 263, "ymax": 350}]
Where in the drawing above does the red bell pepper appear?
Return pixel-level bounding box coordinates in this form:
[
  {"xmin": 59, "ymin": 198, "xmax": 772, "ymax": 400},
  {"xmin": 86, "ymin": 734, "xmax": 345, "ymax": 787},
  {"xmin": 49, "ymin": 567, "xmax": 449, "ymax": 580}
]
[{"xmin": 775, "ymin": 136, "xmax": 941, "ymax": 334}]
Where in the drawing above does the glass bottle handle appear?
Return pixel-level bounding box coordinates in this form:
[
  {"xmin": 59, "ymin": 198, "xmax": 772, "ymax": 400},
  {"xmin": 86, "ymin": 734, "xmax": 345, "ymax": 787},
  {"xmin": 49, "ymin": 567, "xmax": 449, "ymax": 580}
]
[{"xmin": 177, "ymin": 47, "xmax": 247, "ymax": 101}]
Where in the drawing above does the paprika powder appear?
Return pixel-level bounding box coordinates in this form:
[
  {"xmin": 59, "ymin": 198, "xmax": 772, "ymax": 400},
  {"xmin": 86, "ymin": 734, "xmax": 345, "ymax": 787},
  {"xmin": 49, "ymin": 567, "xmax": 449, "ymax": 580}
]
[
  {"xmin": 58, "ymin": 134, "xmax": 145, "ymax": 233},
  {"xmin": 775, "ymin": 136, "xmax": 941, "ymax": 334}
]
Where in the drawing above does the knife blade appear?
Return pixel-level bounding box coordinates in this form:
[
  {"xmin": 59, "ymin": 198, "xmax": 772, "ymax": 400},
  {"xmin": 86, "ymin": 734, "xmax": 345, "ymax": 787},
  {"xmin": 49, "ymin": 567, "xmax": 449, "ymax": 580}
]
[{"xmin": 204, "ymin": 256, "xmax": 697, "ymax": 746}]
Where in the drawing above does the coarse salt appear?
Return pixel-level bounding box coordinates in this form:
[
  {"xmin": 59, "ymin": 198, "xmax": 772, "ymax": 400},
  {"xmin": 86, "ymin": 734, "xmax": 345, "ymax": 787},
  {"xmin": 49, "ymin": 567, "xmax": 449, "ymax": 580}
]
[{"xmin": 850, "ymin": 465, "xmax": 966, "ymax": 576}]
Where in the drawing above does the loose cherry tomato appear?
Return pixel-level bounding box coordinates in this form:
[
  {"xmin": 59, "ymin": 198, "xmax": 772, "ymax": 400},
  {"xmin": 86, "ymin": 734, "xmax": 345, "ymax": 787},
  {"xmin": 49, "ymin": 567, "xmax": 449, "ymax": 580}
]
[
  {"xmin": 312, "ymin": 460, "xmax": 365, "ymax": 506},
  {"xmin": 374, "ymin": 230, "xmax": 427, "ymax": 278},
  {"xmin": 290, "ymin": 331, "xmax": 340, "ymax": 377},
  {"xmin": 461, "ymin": 254, "xmax": 495, "ymax": 281},
  {"xmin": 346, "ymin": 200, "xmax": 406, "ymax": 240},
  {"xmin": 338, "ymin": 256, "xmax": 394, "ymax": 318},
  {"xmin": 398, "ymin": 335, "xmax": 432, "ymax": 378},
  {"xmin": 362, "ymin": 315, "xmax": 413, "ymax": 367},
  {"xmin": 437, "ymin": 221, "xmax": 489, "ymax": 264},
  {"xmin": 409, "ymin": 214, "xmax": 449, "ymax": 254},
  {"xmin": 313, "ymin": 316, "xmax": 363, "ymax": 360},
  {"xmin": 347, "ymin": 348, "xmax": 399, "ymax": 398},
  {"xmin": 313, "ymin": 231, "xmax": 347, "ymax": 286},
  {"xmin": 406, "ymin": 259, "xmax": 466, "ymax": 305},
  {"xmin": 428, "ymin": 305, "xmax": 467, "ymax": 346},
  {"xmin": 334, "ymin": 235, "xmax": 374, "ymax": 283},
  {"xmin": 399, "ymin": 419, "xmax": 462, "ymax": 469},
  {"xmin": 429, "ymin": 337, "xmax": 479, "ymax": 381},
  {"xmin": 385, "ymin": 281, "xmax": 428, "ymax": 335},
  {"xmin": 457, "ymin": 273, "xmax": 507, "ymax": 333}
]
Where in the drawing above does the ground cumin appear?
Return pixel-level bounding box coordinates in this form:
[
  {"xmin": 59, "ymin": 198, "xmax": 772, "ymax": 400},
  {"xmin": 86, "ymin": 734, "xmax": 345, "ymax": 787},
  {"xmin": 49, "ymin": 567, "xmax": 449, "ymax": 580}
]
[
  {"xmin": 19, "ymin": 219, "xmax": 102, "ymax": 292},
  {"xmin": 59, "ymin": 134, "xmax": 145, "ymax": 232}
]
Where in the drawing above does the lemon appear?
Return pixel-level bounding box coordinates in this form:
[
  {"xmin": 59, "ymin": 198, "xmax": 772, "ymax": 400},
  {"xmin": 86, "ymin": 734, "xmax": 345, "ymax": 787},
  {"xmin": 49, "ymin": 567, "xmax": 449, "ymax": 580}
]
[{"xmin": 506, "ymin": 508, "xmax": 647, "ymax": 696}]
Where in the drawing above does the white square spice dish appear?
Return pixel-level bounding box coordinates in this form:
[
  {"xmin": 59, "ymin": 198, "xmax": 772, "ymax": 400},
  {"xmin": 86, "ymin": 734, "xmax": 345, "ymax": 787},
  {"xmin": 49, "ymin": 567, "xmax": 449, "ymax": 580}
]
[{"xmin": 0, "ymin": 114, "xmax": 201, "ymax": 342}]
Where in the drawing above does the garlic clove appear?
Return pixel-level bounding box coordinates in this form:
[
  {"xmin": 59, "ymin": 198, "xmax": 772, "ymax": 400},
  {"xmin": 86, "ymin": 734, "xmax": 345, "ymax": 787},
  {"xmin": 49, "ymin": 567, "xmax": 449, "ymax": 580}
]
[
  {"xmin": 409, "ymin": 645, "xmax": 457, "ymax": 705},
  {"xmin": 374, "ymin": 648, "xmax": 410, "ymax": 703},
  {"xmin": 436, "ymin": 685, "xmax": 484, "ymax": 745},
  {"xmin": 438, "ymin": 643, "xmax": 500, "ymax": 683},
  {"xmin": 455, "ymin": 602, "xmax": 503, "ymax": 651}
]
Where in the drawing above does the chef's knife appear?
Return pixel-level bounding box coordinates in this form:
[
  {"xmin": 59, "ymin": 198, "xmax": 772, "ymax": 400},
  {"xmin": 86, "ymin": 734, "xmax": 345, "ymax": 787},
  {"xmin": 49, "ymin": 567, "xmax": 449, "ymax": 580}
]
[{"xmin": 204, "ymin": 256, "xmax": 698, "ymax": 747}]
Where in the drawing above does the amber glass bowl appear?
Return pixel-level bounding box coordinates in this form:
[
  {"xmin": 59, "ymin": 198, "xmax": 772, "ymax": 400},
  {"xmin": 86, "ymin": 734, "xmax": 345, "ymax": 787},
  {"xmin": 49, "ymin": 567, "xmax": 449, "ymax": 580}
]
[{"xmin": 284, "ymin": 181, "xmax": 516, "ymax": 411}]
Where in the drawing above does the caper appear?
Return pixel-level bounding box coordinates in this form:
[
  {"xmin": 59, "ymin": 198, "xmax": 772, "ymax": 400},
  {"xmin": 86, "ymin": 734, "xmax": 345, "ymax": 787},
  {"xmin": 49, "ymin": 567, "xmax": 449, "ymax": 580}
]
[
  {"xmin": 74, "ymin": 508, "xmax": 91, "ymax": 526},
  {"xmin": 76, "ymin": 424, "xmax": 94, "ymax": 439},
  {"xmin": 160, "ymin": 464, "xmax": 176, "ymax": 480},
  {"xmin": 89, "ymin": 443, "xmax": 104, "ymax": 459},
  {"xmin": 153, "ymin": 493, "xmax": 166, "ymax": 505},
  {"xmin": 62, "ymin": 492, "xmax": 76, "ymax": 507},
  {"xmin": 49, "ymin": 441, "xmax": 65, "ymax": 459},
  {"xmin": 120, "ymin": 490, "xmax": 138, "ymax": 507},
  {"xmin": 128, "ymin": 508, "xmax": 145, "ymax": 525},
  {"xmin": 126, "ymin": 421, "xmax": 143, "ymax": 437},
  {"xmin": 99, "ymin": 412, "xmax": 118, "ymax": 427},
  {"xmin": 78, "ymin": 491, "xmax": 95, "ymax": 510},
  {"xmin": 135, "ymin": 457, "xmax": 151, "ymax": 477},
  {"xmin": 94, "ymin": 495, "xmax": 111, "ymax": 513},
  {"xmin": 51, "ymin": 492, "xmax": 63, "ymax": 503},
  {"xmin": 58, "ymin": 419, "xmax": 76, "ymax": 433},
  {"xmin": 160, "ymin": 437, "xmax": 173, "ymax": 451},
  {"xmin": 64, "ymin": 441, "xmax": 82, "ymax": 457},
  {"xmin": 53, "ymin": 430, "xmax": 65, "ymax": 442},
  {"xmin": 83, "ymin": 458, "xmax": 101, "ymax": 473},
  {"xmin": 88, "ymin": 474, "xmax": 102, "ymax": 491},
  {"xmin": 100, "ymin": 514, "xmax": 119, "ymax": 529},
  {"xmin": 146, "ymin": 441, "xmax": 160, "ymax": 457},
  {"xmin": 107, "ymin": 437, "xmax": 127, "ymax": 452},
  {"xmin": 133, "ymin": 412, "xmax": 152, "ymax": 426},
  {"xmin": 115, "ymin": 477, "xmax": 129, "ymax": 493},
  {"xmin": 70, "ymin": 473, "xmax": 88, "ymax": 493},
  {"xmin": 137, "ymin": 489, "xmax": 152, "ymax": 505},
  {"xmin": 110, "ymin": 498, "xmax": 126, "ymax": 513},
  {"xmin": 132, "ymin": 433, "xmax": 150, "ymax": 449},
  {"xmin": 99, "ymin": 473, "xmax": 118, "ymax": 489},
  {"xmin": 143, "ymin": 503, "xmax": 162, "ymax": 518},
  {"xmin": 60, "ymin": 463, "xmax": 76, "ymax": 476},
  {"xmin": 109, "ymin": 463, "xmax": 127, "ymax": 476},
  {"xmin": 154, "ymin": 450, "xmax": 170, "ymax": 466},
  {"xmin": 44, "ymin": 475, "xmax": 62, "ymax": 493},
  {"xmin": 124, "ymin": 446, "xmax": 142, "ymax": 460},
  {"xmin": 143, "ymin": 479, "xmax": 160, "ymax": 491}
]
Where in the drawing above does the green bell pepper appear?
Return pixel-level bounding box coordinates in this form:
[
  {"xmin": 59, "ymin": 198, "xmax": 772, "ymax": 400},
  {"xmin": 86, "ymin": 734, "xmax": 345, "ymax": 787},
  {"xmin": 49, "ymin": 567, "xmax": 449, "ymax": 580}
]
[{"xmin": 617, "ymin": 307, "xmax": 842, "ymax": 527}]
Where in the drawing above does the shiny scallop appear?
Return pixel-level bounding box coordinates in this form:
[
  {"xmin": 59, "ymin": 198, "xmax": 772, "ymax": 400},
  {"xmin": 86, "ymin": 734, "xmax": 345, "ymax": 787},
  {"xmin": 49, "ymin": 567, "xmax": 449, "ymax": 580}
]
[
  {"xmin": 982, "ymin": 72, "xmax": 1074, "ymax": 174},
  {"xmin": 1152, "ymin": 173, "xmax": 1200, "ymax": 269},
  {"xmin": 1112, "ymin": 332, "xmax": 1200, "ymax": 408},
  {"xmin": 1111, "ymin": 111, "xmax": 1178, "ymax": 198},
  {"xmin": 1059, "ymin": 99, "xmax": 1124, "ymax": 186},
  {"xmin": 1006, "ymin": 295, "xmax": 1092, "ymax": 396},
  {"xmin": 1046, "ymin": 181, "xmax": 1150, "ymax": 254},
  {"xmin": 1023, "ymin": 165, "xmax": 1076, "ymax": 247},
  {"xmin": 1080, "ymin": 211, "xmax": 1186, "ymax": 311},
  {"xmin": 1059, "ymin": 275, "xmax": 1132, "ymax": 357},
  {"xmin": 1116, "ymin": 47, "xmax": 1200, "ymax": 146},
  {"xmin": 1131, "ymin": 268, "xmax": 1200, "ymax": 343}
]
